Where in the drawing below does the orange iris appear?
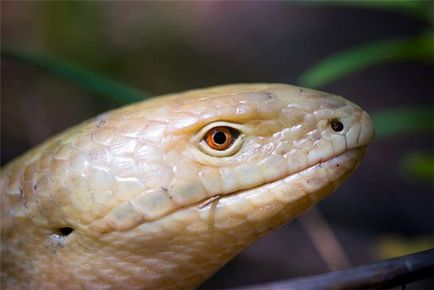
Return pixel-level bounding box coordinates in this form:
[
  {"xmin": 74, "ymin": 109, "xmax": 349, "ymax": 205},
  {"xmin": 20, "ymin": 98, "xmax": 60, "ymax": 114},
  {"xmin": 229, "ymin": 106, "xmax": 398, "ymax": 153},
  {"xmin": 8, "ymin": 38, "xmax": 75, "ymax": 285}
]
[{"xmin": 205, "ymin": 126, "xmax": 234, "ymax": 150}]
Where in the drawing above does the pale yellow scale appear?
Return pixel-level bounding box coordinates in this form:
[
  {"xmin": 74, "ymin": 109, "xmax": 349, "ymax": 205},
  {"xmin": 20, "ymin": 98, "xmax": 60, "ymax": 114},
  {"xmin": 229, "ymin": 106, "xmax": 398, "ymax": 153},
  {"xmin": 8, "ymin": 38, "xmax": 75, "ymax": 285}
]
[{"xmin": 1, "ymin": 84, "xmax": 374, "ymax": 289}]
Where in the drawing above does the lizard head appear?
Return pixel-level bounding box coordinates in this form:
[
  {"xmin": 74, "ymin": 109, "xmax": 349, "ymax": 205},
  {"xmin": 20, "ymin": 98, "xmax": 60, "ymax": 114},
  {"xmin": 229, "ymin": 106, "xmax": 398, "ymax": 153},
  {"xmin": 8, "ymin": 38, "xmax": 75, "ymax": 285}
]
[{"xmin": 1, "ymin": 84, "xmax": 374, "ymax": 289}]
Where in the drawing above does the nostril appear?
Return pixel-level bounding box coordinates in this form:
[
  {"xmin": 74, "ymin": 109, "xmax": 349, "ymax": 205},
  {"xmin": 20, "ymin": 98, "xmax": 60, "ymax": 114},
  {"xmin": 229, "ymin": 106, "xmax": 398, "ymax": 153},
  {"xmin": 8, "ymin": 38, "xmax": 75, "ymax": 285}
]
[{"xmin": 330, "ymin": 119, "xmax": 344, "ymax": 132}]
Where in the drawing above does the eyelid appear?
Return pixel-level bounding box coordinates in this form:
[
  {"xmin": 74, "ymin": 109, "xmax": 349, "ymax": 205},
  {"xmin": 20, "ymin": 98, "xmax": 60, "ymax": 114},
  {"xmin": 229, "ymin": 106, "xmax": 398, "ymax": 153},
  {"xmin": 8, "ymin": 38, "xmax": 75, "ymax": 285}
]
[{"xmin": 195, "ymin": 121, "xmax": 245, "ymax": 141}]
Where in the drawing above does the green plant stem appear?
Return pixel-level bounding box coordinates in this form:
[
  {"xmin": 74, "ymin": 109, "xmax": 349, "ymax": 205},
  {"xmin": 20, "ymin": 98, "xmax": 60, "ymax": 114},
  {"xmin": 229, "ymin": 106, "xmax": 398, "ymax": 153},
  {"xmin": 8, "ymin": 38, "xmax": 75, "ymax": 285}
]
[
  {"xmin": 2, "ymin": 48, "xmax": 150, "ymax": 104},
  {"xmin": 302, "ymin": 1, "xmax": 433, "ymax": 24},
  {"xmin": 299, "ymin": 35, "xmax": 434, "ymax": 88}
]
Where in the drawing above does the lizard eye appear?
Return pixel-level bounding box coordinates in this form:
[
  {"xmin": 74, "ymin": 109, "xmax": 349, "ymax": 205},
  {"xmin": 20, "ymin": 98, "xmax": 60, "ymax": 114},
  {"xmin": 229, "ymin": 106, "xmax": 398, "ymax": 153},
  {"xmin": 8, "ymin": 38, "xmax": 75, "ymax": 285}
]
[
  {"xmin": 196, "ymin": 122, "xmax": 244, "ymax": 157},
  {"xmin": 205, "ymin": 126, "xmax": 238, "ymax": 151}
]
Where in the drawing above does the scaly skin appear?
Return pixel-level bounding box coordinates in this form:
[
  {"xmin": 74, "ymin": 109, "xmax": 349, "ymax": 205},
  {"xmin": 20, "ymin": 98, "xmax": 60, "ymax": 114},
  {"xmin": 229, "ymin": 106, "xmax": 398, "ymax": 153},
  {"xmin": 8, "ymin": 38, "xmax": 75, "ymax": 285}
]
[{"xmin": 1, "ymin": 84, "xmax": 374, "ymax": 289}]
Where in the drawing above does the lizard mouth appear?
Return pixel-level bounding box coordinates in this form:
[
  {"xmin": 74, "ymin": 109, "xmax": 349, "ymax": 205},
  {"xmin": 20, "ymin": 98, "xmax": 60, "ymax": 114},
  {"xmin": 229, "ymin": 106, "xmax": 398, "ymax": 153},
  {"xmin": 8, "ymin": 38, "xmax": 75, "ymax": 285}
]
[
  {"xmin": 92, "ymin": 148, "xmax": 365, "ymax": 233},
  {"xmin": 197, "ymin": 147, "xmax": 366, "ymax": 210}
]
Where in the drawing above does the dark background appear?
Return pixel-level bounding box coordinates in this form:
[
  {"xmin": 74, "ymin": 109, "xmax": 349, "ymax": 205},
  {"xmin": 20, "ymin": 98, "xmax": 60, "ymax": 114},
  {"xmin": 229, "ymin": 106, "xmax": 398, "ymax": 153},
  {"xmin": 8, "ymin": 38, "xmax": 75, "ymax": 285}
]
[{"xmin": 1, "ymin": 2, "xmax": 433, "ymax": 289}]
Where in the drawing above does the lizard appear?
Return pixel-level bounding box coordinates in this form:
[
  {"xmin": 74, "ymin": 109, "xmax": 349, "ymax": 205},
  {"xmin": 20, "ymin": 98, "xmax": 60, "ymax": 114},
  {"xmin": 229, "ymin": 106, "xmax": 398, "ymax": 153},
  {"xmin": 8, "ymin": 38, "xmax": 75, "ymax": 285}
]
[{"xmin": 1, "ymin": 83, "xmax": 374, "ymax": 289}]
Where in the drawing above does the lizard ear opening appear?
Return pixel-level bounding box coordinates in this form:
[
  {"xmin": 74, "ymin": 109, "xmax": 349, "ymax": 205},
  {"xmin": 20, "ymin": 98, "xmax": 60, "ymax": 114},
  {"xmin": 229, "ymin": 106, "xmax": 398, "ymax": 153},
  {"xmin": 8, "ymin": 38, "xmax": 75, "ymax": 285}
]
[{"xmin": 57, "ymin": 227, "xmax": 74, "ymax": 236}]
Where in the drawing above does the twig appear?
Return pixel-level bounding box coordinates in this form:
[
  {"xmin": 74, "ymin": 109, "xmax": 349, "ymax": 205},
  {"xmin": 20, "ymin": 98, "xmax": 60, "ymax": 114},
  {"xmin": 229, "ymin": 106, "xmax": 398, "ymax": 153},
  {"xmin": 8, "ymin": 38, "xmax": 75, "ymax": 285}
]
[{"xmin": 223, "ymin": 248, "xmax": 434, "ymax": 290}]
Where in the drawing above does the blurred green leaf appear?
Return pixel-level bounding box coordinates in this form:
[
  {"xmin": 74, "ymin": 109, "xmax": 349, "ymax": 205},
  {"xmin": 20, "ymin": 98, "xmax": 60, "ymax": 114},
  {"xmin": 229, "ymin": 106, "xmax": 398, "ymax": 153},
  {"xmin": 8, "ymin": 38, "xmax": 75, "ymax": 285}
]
[
  {"xmin": 307, "ymin": 1, "xmax": 433, "ymax": 23},
  {"xmin": 2, "ymin": 48, "xmax": 150, "ymax": 104},
  {"xmin": 376, "ymin": 235, "xmax": 434, "ymax": 260},
  {"xmin": 299, "ymin": 35, "xmax": 434, "ymax": 88},
  {"xmin": 372, "ymin": 107, "xmax": 433, "ymax": 140},
  {"xmin": 400, "ymin": 152, "xmax": 434, "ymax": 181}
]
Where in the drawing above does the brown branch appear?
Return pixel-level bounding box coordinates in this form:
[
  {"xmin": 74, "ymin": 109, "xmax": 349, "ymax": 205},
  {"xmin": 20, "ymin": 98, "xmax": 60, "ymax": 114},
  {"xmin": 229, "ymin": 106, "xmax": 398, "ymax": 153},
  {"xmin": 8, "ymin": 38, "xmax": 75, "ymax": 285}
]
[{"xmin": 223, "ymin": 248, "xmax": 433, "ymax": 290}]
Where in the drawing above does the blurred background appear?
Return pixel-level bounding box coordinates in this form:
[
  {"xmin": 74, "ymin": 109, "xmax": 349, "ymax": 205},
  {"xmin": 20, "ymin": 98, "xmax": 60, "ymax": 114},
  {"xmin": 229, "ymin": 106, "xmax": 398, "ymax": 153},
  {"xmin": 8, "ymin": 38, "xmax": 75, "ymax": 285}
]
[{"xmin": 1, "ymin": 1, "xmax": 433, "ymax": 289}]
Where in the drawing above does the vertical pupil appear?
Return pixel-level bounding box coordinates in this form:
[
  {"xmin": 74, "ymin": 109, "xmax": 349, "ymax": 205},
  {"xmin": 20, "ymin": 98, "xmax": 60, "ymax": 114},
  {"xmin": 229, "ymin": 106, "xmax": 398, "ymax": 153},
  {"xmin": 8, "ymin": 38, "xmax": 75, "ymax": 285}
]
[{"xmin": 213, "ymin": 131, "xmax": 227, "ymax": 145}]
